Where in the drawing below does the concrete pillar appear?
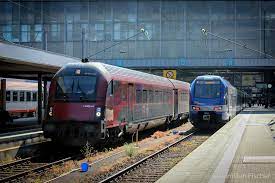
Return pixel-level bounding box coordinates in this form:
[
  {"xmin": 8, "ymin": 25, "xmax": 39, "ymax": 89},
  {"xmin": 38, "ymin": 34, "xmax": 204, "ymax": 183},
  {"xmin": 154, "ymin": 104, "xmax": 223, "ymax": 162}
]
[
  {"xmin": 38, "ymin": 74, "xmax": 42, "ymax": 124},
  {"xmin": 0, "ymin": 79, "xmax": 6, "ymax": 110}
]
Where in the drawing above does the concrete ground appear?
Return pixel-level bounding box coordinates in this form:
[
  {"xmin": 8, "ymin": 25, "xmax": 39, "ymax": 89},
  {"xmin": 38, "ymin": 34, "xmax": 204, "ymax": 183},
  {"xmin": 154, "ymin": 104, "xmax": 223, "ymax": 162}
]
[
  {"xmin": 157, "ymin": 107, "xmax": 275, "ymax": 183},
  {"xmin": 225, "ymin": 108, "xmax": 275, "ymax": 183}
]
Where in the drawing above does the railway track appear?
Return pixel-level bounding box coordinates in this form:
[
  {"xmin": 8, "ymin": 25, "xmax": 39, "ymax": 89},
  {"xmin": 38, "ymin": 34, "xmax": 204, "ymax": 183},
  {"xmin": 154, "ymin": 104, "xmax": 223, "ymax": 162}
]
[
  {"xmin": 98, "ymin": 131, "xmax": 209, "ymax": 183},
  {"xmin": 0, "ymin": 154, "xmax": 76, "ymax": 183}
]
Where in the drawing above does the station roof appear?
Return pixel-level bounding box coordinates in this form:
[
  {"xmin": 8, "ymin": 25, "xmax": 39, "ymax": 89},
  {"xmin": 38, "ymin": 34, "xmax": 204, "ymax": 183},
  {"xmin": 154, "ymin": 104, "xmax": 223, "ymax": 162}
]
[{"xmin": 0, "ymin": 41, "xmax": 80, "ymax": 80}]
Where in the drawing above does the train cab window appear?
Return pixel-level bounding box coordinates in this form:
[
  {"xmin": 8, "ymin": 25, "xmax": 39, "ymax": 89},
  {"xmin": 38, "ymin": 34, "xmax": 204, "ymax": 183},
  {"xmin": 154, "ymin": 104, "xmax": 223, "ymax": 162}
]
[
  {"xmin": 33, "ymin": 92, "xmax": 37, "ymax": 101},
  {"xmin": 13, "ymin": 91, "xmax": 18, "ymax": 102},
  {"xmin": 136, "ymin": 90, "xmax": 142, "ymax": 103},
  {"xmin": 195, "ymin": 80, "xmax": 221, "ymax": 98},
  {"xmin": 142, "ymin": 90, "xmax": 147, "ymax": 103},
  {"xmin": 20, "ymin": 91, "xmax": 25, "ymax": 101},
  {"xmin": 55, "ymin": 76, "xmax": 97, "ymax": 101},
  {"xmin": 26, "ymin": 92, "xmax": 31, "ymax": 101},
  {"xmin": 6, "ymin": 91, "xmax": 10, "ymax": 101}
]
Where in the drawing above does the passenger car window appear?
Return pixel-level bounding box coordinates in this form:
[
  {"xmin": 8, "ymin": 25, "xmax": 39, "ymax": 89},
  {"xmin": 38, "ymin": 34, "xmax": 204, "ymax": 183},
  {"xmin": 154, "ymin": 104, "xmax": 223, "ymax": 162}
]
[
  {"xmin": 13, "ymin": 91, "xmax": 18, "ymax": 101},
  {"xmin": 26, "ymin": 92, "xmax": 31, "ymax": 101},
  {"xmin": 20, "ymin": 91, "xmax": 25, "ymax": 101},
  {"xmin": 136, "ymin": 90, "xmax": 142, "ymax": 103},
  {"xmin": 142, "ymin": 90, "xmax": 147, "ymax": 103}
]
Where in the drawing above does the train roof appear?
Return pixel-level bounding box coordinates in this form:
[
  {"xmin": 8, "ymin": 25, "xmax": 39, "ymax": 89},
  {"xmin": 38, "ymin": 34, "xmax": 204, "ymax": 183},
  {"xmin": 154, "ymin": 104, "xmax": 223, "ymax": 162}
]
[
  {"xmin": 3, "ymin": 79, "xmax": 38, "ymax": 91},
  {"xmin": 193, "ymin": 75, "xmax": 234, "ymax": 88},
  {"xmin": 192, "ymin": 75, "xmax": 248, "ymax": 95},
  {"xmin": 196, "ymin": 75, "xmax": 223, "ymax": 80},
  {"xmin": 56, "ymin": 62, "xmax": 189, "ymax": 90}
]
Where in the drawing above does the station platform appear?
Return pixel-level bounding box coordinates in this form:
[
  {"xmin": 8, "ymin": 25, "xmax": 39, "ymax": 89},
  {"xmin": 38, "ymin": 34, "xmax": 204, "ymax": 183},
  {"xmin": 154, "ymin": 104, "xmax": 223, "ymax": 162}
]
[
  {"xmin": 157, "ymin": 107, "xmax": 275, "ymax": 183},
  {"xmin": 0, "ymin": 128, "xmax": 45, "ymax": 161},
  {"xmin": 0, "ymin": 117, "xmax": 40, "ymax": 134}
]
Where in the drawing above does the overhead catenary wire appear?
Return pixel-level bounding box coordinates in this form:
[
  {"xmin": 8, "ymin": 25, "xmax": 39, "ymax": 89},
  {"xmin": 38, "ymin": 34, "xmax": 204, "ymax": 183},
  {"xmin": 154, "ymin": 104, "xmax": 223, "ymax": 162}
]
[
  {"xmin": 85, "ymin": 28, "xmax": 149, "ymax": 60},
  {"xmin": 201, "ymin": 28, "xmax": 273, "ymax": 59}
]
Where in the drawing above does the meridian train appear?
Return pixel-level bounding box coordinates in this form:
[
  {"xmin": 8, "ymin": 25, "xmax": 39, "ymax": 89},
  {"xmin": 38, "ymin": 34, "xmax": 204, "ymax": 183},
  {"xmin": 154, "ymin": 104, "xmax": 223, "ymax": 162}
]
[
  {"xmin": 43, "ymin": 62, "xmax": 190, "ymax": 146},
  {"xmin": 189, "ymin": 75, "xmax": 248, "ymax": 129}
]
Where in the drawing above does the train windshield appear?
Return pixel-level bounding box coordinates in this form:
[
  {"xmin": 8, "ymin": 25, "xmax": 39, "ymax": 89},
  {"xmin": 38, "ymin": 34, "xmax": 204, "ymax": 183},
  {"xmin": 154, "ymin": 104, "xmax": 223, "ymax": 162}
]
[
  {"xmin": 55, "ymin": 76, "xmax": 97, "ymax": 101},
  {"xmin": 194, "ymin": 80, "xmax": 221, "ymax": 98}
]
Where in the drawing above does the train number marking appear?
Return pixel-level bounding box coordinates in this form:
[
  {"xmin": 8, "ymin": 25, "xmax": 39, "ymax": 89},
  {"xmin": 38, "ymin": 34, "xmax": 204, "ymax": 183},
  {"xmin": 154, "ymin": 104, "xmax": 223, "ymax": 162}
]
[{"xmin": 82, "ymin": 105, "xmax": 95, "ymax": 108}]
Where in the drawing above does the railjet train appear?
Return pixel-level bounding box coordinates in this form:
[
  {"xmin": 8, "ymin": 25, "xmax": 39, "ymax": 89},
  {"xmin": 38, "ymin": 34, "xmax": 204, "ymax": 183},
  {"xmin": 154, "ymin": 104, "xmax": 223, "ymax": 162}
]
[
  {"xmin": 43, "ymin": 62, "xmax": 189, "ymax": 146},
  {"xmin": 189, "ymin": 75, "xmax": 248, "ymax": 129}
]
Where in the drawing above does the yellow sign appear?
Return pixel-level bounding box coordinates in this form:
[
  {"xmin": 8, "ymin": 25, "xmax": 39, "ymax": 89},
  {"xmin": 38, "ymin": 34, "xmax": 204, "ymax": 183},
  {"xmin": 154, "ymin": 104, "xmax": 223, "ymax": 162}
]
[{"xmin": 163, "ymin": 70, "xmax": 176, "ymax": 79}]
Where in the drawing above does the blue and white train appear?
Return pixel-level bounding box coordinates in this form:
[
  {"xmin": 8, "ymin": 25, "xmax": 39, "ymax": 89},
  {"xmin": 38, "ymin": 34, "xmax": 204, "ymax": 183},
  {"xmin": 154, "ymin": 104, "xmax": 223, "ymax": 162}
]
[{"xmin": 189, "ymin": 75, "xmax": 248, "ymax": 128}]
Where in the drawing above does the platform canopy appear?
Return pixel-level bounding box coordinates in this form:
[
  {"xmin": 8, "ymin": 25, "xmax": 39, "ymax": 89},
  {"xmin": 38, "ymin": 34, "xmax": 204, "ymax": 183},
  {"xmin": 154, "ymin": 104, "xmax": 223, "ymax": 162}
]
[{"xmin": 0, "ymin": 41, "xmax": 80, "ymax": 80}]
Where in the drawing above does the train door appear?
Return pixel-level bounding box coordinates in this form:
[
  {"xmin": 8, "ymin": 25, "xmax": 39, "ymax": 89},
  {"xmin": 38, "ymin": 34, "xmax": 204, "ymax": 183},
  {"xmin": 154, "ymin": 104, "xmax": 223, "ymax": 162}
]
[
  {"xmin": 127, "ymin": 84, "xmax": 134, "ymax": 122},
  {"xmin": 174, "ymin": 89, "xmax": 178, "ymax": 116}
]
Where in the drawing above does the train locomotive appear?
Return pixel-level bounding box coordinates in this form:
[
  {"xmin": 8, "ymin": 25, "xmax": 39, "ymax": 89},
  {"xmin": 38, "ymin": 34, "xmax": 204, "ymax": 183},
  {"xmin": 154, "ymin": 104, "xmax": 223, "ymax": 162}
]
[
  {"xmin": 189, "ymin": 75, "xmax": 247, "ymax": 129},
  {"xmin": 43, "ymin": 62, "xmax": 190, "ymax": 146}
]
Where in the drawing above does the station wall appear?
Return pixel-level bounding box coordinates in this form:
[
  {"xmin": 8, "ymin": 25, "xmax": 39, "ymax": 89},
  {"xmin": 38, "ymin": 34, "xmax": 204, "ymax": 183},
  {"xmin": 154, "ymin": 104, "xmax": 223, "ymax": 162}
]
[{"xmin": 0, "ymin": 0, "xmax": 275, "ymax": 61}]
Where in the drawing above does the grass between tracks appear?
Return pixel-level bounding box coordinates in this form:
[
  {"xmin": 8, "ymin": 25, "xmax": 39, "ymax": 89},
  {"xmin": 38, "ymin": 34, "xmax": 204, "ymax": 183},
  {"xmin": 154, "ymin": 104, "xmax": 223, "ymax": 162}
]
[
  {"xmin": 26, "ymin": 123, "xmax": 194, "ymax": 182},
  {"xmin": 0, "ymin": 155, "xmax": 21, "ymax": 165}
]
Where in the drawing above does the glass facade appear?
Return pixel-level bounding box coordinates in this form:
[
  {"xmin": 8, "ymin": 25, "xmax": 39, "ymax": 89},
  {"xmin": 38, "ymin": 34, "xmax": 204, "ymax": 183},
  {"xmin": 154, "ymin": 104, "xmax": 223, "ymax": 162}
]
[{"xmin": 0, "ymin": 0, "xmax": 274, "ymax": 60}]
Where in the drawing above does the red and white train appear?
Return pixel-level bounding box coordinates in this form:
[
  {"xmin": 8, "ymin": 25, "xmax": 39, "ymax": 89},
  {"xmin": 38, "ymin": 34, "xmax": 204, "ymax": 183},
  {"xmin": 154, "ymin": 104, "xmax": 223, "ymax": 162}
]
[
  {"xmin": 43, "ymin": 62, "xmax": 190, "ymax": 146},
  {"xmin": 1, "ymin": 80, "xmax": 38, "ymax": 119}
]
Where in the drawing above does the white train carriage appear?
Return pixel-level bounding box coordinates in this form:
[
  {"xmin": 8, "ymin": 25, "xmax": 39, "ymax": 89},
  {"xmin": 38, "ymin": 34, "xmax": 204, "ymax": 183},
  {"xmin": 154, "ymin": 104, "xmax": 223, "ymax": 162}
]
[
  {"xmin": 6, "ymin": 90, "xmax": 38, "ymax": 118},
  {"xmin": 2, "ymin": 80, "xmax": 38, "ymax": 118}
]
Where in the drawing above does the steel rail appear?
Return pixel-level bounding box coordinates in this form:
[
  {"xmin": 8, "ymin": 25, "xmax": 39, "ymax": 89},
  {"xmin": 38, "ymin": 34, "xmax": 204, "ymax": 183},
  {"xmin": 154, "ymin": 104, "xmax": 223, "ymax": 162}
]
[
  {"xmin": 0, "ymin": 156, "xmax": 74, "ymax": 183},
  {"xmin": 99, "ymin": 131, "xmax": 195, "ymax": 183}
]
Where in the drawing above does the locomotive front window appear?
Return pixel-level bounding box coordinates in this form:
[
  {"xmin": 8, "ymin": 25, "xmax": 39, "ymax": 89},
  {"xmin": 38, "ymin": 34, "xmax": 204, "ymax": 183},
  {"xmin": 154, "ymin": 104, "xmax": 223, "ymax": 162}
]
[
  {"xmin": 55, "ymin": 76, "xmax": 97, "ymax": 101},
  {"xmin": 194, "ymin": 80, "xmax": 221, "ymax": 99}
]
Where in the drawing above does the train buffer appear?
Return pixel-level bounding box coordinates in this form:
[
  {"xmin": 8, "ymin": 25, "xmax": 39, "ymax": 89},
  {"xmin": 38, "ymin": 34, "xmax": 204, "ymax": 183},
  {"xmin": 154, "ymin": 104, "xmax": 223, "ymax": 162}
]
[{"xmin": 157, "ymin": 107, "xmax": 275, "ymax": 183}]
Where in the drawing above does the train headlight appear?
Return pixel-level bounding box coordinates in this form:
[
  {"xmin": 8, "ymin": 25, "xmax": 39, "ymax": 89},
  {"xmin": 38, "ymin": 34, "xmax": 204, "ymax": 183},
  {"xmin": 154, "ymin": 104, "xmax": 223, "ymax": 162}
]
[
  {"xmin": 96, "ymin": 107, "xmax": 101, "ymax": 117},
  {"xmin": 48, "ymin": 107, "xmax": 53, "ymax": 116},
  {"xmin": 192, "ymin": 106, "xmax": 200, "ymax": 111},
  {"xmin": 213, "ymin": 106, "xmax": 222, "ymax": 111}
]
